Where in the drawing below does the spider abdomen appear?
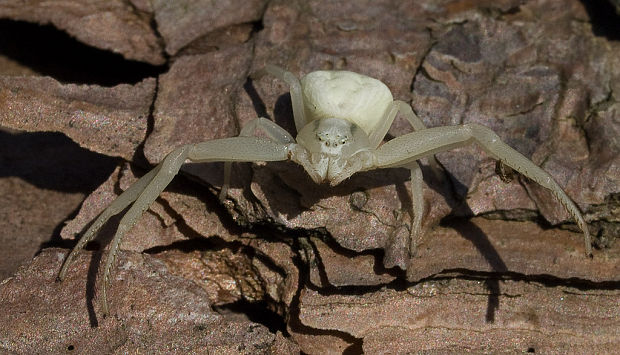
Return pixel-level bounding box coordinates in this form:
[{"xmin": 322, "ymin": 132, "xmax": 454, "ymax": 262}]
[{"xmin": 300, "ymin": 70, "xmax": 393, "ymax": 135}]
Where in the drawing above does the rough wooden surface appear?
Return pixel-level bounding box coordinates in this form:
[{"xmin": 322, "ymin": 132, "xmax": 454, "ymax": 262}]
[{"xmin": 0, "ymin": 0, "xmax": 618, "ymax": 353}]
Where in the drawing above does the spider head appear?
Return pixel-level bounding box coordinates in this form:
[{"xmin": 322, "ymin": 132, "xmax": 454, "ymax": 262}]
[{"xmin": 292, "ymin": 118, "xmax": 373, "ymax": 185}]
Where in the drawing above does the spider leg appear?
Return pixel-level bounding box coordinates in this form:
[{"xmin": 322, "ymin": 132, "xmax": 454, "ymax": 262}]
[
  {"xmin": 57, "ymin": 165, "xmax": 161, "ymax": 282},
  {"xmin": 60, "ymin": 137, "xmax": 289, "ymax": 315},
  {"xmin": 366, "ymin": 100, "xmax": 442, "ymax": 251},
  {"xmin": 99, "ymin": 144, "xmax": 190, "ymax": 315},
  {"xmin": 394, "ymin": 101, "xmax": 444, "ymax": 177},
  {"xmin": 375, "ymin": 123, "xmax": 591, "ymax": 256},
  {"xmin": 369, "ymin": 100, "xmax": 426, "ymax": 147},
  {"xmin": 220, "ymin": 117, "xmax": 295, "ymax": 201},
  {"xmin": 251, "ymin": 64, "xmax": 307, "ymax": 131},
  {"xmin": 403, "ymin": 161, "xmax": 424, "ymax": 258},
  {"xmin": 370, "ymin": 100, "xmax": 443, "ymax": 174}
]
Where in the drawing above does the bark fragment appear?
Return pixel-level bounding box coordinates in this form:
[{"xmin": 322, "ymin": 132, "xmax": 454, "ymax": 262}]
[{"xmin": 0, "ymin": 0, "xmax": 165, "ymax": 64}]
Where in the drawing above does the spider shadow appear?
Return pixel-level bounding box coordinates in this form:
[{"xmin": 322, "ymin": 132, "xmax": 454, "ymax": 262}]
[
  {"xmin": 243, "ymin": 78, "xmax": 297, "ymax": 137},
  {"xmin": 421, "ymin": 165, "xmax": 508, "ymax": 323},
  {"xmin": 84, "ymin": 243, "xmax": 104, "ymax": 327}
]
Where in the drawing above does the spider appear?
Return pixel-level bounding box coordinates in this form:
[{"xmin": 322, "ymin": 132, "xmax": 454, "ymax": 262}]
[{"xmin": 58, "ymin": 65, "xmax": 591, "ymax": 315}]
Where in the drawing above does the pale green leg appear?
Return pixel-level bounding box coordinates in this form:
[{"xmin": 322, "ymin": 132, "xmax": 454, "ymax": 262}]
[
  {"xmin": 57, "ymin": 165, "xmax": 161, "ymax": 281},
  {"xmin": 220, "ymin": 117, "xmax": 295, "ymax": 201},
  {"xmin": 375, "ymin": 124, "xmax": 591, "ymax": 256},
  {"xmin": 252, "ymin": 64, "xmax": 307, "ymax": 131},
  {"xmin": 59, "ymin": 137, "xmax": 290, "ymax": 315}
]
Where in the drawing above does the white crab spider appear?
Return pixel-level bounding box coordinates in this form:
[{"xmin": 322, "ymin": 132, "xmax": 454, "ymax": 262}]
[{"xmin": 58, "ymin": 65, "xmax": 592, "ymax": 315}]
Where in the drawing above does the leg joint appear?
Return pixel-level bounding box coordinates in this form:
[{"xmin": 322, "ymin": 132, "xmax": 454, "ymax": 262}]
[{"xmin": 463, "ymin": 123, "xmax": 500, "ymax": 144}]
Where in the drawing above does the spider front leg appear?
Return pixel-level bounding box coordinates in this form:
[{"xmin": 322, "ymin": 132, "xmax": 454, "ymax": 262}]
[
  {"xmin": 220, "ymin": 64, "xmax": 306, "ymax": 200},
  {"xmin": 57, "ymin": 165, "xmax": 162, "ymax": 282},
  {"xmin": 99, "ymin": 145, "xmax": 190, "ymax": 315},
  {"xmin": 370, "ymin": 100, "xmax": 443, "ymax": 178},
  {"xmin": 58, "ymin": 137, "xmax": 290, "ymax": 315},
  {"xmin": 375, "ymin": 123, "xmax": 592, "ymax": 256},
  {"xmin": 251, "ymin": 64, "xmax": 307, "ymax": 131},
  {"xmin": 220, "ymin": 117, "xmax": 294, "ymax": 201}
]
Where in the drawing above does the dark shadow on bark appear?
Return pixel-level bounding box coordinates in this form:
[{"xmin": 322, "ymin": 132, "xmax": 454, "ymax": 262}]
[
  {"xmin": 213, "ymin": 300, "xmax": 287, "ymax": 334},
  {"xmin": 0, "ymin": 19, "xmax": 165, "ymax": 86},
  {"xmin": 0, "ymin": 130, "xmax": 118, "ymax": 192},
  {"xmin": 580, "ymin": 0, "xmax": 620, "ymax": 40},
  {"xmin": 424, "ymin": 163, "xmax": 508, "ymax": 323},
  {"xmin": 85, "ymin": 246, "xmax": 103, "ymax": 327}
]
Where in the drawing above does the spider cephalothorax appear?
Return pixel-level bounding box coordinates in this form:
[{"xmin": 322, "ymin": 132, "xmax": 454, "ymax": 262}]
[{"xmin": 293, "ymin": 117, "xmax": 374, "ymax": 184}]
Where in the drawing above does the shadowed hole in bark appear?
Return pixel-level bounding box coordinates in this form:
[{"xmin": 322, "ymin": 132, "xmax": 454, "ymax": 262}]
[
  {"xmin": 144, "ymin": 236, "xmax": 253, "ymax": 258},
  {"xmin": 0, "ymin": 130, "xmax": 118, "ymax": 192},
  {"xmin": 579, "ymin": 0, "xmax": 620, "ymax": 40},
  {"xmin": 213, "ymin": 300, "xmax": 287, "ymax": 334},
  {"xmin": 342, "ymin": 340, "xmax": 364, "ymax": 355},
  {"xmin": 0, "ymin": 19, "xmax": 166, "ymax": 86},
  {"xmin": 250, "ymin": 20, "xmax": 264, "ymax": 37},
  {"xmin": 0, "ymin": 130, "xmax": 119, "ymax": 251}
]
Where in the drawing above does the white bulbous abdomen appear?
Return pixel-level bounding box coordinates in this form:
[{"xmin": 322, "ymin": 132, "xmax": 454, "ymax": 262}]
[{"xmin": 300, "ymin": 70, "xmax": 393, "ymax": 135}]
